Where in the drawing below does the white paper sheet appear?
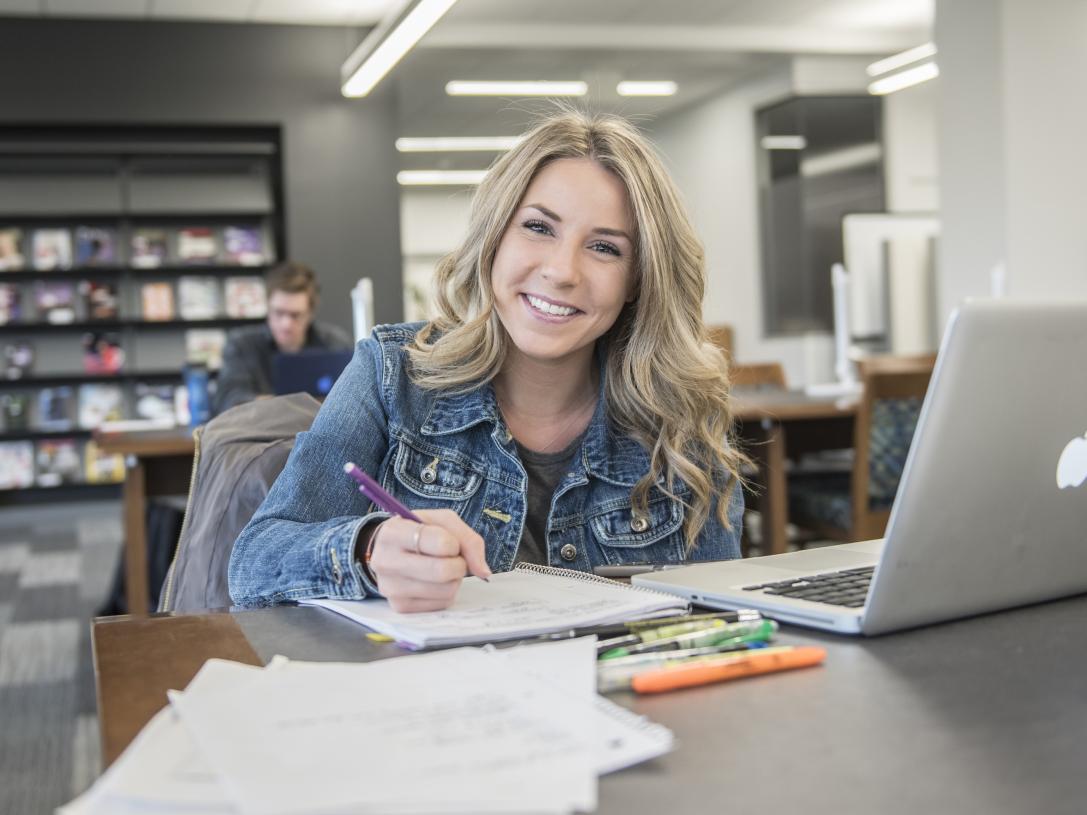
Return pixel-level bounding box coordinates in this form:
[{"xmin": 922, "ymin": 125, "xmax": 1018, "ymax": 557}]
[
  {"xmin": 302, "ymin": 567, "xmax": 686, "ymax": 647},
  {"xmin": 170, "ymin": 649, "xmax": 597, "ymax": 815},
  {"xmin": 61, "ymin": 643, "xmax": 673, "ymax": 815}
]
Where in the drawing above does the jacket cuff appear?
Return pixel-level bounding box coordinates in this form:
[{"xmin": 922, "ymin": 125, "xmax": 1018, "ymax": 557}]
[{"xmin": 343, "ymin": 512, "xmax": 391, "ymax": 595}]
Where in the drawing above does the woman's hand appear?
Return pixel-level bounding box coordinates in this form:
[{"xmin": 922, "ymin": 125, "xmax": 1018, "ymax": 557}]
[{"xmin": 367, "ymin": 509, "xmax": 492, "ymax": 613}]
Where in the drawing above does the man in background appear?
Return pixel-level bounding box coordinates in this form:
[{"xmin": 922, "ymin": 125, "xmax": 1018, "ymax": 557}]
[{"xmin": 213, "ymin": 261, "xmax": 352, "ymax": 416}]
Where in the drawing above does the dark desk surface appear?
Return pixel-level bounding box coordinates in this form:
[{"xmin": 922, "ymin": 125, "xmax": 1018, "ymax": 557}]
[{"xmin": 93, "ymin": 595, "xmax": 1087, "ymax": 814}]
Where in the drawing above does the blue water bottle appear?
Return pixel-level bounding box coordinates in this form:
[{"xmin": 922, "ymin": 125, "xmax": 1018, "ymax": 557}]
[{"xmin": 184, "ymin": 364, "xmax": 211, "ymax": 428}]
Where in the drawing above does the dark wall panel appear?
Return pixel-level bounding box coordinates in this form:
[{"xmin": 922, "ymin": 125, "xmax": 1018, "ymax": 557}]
[{"xmin": 0, "ymin": 18, "xmax": 402, "ymax": 331}]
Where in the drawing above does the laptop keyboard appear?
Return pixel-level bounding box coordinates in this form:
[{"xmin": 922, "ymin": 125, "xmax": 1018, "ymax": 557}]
[{"xmin": 741, "ymin": 566, "xmax": 875, "ymax": 608}]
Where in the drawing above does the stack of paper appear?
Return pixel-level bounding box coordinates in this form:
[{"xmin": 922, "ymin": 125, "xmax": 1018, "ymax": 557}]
[
  {"xmin": 302, "ymin": 565, "xmax": 689, "ymax": 647},
  {"xmin": 61, "ymin": 638, "xmax": 673, "ymax": 815}
]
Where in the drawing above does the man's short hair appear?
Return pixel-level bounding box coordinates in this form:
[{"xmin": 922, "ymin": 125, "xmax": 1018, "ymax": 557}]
[{"xmin": 266, "ymin": 262, "xmax": 319, "ymax": 309}]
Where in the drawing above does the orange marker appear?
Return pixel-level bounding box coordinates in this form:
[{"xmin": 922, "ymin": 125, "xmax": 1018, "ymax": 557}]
[{"xmin": 630, "ymin": 646, "xmax": 827, "ymax": 694}]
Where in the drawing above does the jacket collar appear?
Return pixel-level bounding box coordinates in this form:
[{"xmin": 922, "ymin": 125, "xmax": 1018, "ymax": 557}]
[{"xmin": 419, "ymin": 351, "xmax": 653, "ymax": 489}]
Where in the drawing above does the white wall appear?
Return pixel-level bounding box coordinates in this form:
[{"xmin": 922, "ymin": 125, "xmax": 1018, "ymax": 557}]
[
  {"xmin": 648, "ymin": 69, "xmax": 826, "ymax": 386},
  {"xmin": 883, "ymin": 80, "xmax": 940, "ymax": 212},
  {"xmin": 399, "ymin": 187, "xmax": 474, "ymax": 320},
  {"xmin": 1000, "ymin": 0, "xmax": 1087, "ymax": 300},
  {"xmin": 936, "ymin": 0, "xmax": 1087, "ymax": 323},
  {"xmin": 934, "ymin": 0, "xmax": 1006, "ymax": 322}
]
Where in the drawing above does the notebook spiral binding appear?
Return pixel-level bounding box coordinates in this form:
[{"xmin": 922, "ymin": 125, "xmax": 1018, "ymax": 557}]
[{"xmin": 514, "ymin": 562, "xmax": 690, "ymax": 607}]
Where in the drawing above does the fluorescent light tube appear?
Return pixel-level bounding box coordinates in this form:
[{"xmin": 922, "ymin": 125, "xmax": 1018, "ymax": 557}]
[
  {"xmin": 397, "ymin": 170, "xmax": 489, "ymax": 186},
  {"xmin": 395, "ymin": 136, "xmax": 523, "ymax": 152},
  {"xmin": 445, "ymin": 81, "xmax": 588, "ymax": 96},
  {"xmin": 616, "ymin": 81, "xmax": 678, "ymax": 97},
  {"xmin": 867, "ymin": 61, "xmax": 939, "ymax": 95},
  {"xmin": 342, "ymin": 0, "xmax": 459, "ymax": 98},
  {"xmin": 866, "ymin": 43, "xmax": 937, "ymax": 77},
  {"xmin": 760, "ymin": 135, "xmax": 807, "ymax": 150}
]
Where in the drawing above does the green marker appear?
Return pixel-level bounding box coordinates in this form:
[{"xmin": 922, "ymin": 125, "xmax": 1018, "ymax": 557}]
[{"xmin": 599, "ymin": 619, "xmax": 778, "ymax": 660}]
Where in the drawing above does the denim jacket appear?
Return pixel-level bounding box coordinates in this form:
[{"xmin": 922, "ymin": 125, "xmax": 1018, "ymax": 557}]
[{"xmin": 228, "ymin": 322, "xmax": 743, "ymax": 606}]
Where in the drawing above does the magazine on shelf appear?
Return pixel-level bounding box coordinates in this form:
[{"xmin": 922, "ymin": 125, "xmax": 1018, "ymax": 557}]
[
  {"xmin": 178, "ymin": 276, "xmax": 220, "ymax": 319},
  {"xmin": 177, "ymin": 227, "xmax": 218, "ymax": 265},
  {"xmin": 35, "ymin": 438, "xmax": 82, "ymax": 487},
  {"xmin": 78, "ymin": 383, "xmax": 125, "ymax": 429},
  {"xmin": 37, "ymin": 386, "xmax": 76, "ymax": 431},
  {"xmin": 0, "ymin": 228, "xmax": 25, "ymax": 271},
  {"xmin": 224, "ymin": 276, "xmax": 267, "ymax": 318},
  {"xmin": 2, "ymin": 341, "xmax": 34, "ymax": 380},
  {"xmin": 184, "ymin": 328, "xmax": 226, "ymax": 370},
  {"xmin": 222, "ymin": 225, "xmax": 266, "ymax": 266},
  {"xmin": 0, "ymin": 283, "xmax": 21, "ymax": 324},
  {"xmin": 131, "ymin": 228, "xmax": 169, "ymax": 269},
  {"xmin": 74, "ymin": 226, "xmax": 118, "ymax": 266},
  {"xmin": 80, "ymin": 280, "xmax": 120, "ymax": 321},
  {"xmin": 0, "ymin": 441, "xmax": 34, "ymax": 489},
  {"xmin": 31, "ymin": 228, "xmax": 73, "ymax": 271},
  {"xmin": 83, "ymin": 439, "xmax": 125, "ymax": 484},
  {"xmin": 134, "ymin": 382, "xmax": 176, "ymax": 424},
  {"xmin": 140, "ymin": 281, "xmax": 175, "ymax": 321},
  {"xmin": 82, "ymin": 332, "xmax": 125, "ymax": 374},
  {"xmin": 33, "ymin": 281, "xmax": 76, "ymax": 324},
  {"xmin": 0, "ymin": 392, "xmax": 30, "ymax": 432}
]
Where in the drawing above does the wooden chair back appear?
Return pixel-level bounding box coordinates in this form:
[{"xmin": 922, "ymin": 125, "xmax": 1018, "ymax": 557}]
[
  {"xmin": 729, "ymin": 362, "xmax": 787, "ymax": 390},
  {"xmin": 849, "ymin": 353, "xmax": 936, "ymax": 540}
]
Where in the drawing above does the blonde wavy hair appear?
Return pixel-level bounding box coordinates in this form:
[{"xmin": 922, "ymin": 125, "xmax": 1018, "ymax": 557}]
[{"xmin": 408, "ymin": 110, "xmax": 746, "ymax": 552}]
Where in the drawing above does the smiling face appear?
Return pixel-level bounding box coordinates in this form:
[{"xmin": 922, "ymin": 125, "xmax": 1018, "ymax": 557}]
[{"xmin": 491, "ymin": 157, "xmax": 636, "ymax": 373}]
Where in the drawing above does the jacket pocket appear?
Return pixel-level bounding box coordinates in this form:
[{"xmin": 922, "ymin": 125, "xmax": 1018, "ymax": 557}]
[
  {"xmin": 391, "ymin": 438, "xmax": 484, "ymax": 504},
  {"xmin": 588, "ymin": 495, "xmax": 685, "ymax": 563}
]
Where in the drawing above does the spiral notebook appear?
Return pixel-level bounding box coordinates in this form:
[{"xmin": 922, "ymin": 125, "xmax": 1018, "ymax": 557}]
[{"xmin": 301, "ymin": 563, "xmax": 690, "ymax": 647}]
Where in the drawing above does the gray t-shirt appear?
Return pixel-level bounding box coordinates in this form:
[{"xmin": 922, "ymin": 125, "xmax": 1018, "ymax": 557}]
[{"xmin": 514, "ymin": 435, "xmax": 583, "ymax": 566}]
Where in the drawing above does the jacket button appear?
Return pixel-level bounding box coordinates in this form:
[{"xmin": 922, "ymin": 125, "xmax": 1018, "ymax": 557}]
[
  {"xmin": 630, "ymin": 514, "xmax": 650, "ymax": 533},
  {"xmin": 420, "ymin": 466, "xmax": 437, "ymax": 484},
  {"xmin": 559, "ymin": 543, "xmax": 577, "ymax": 562}
]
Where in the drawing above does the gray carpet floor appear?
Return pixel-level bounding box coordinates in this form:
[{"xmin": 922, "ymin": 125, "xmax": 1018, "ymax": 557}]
[{"xmin": 0, "ymin": 500, "xmax": 122, "ymax": 815}]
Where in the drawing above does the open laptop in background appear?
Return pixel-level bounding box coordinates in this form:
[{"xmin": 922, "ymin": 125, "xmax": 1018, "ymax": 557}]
[
  {"xmin": 272, "ymin": 349, "xmax": 353, "ymax": 399},
  {"xmin": 636, "ymin": 300, "xmax": 1087, "ymax": 635}
]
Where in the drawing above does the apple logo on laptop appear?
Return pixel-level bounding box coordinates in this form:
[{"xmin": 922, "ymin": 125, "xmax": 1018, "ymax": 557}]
[{"xmin": 1056, "ymin": 433, "xmax": 1087, "ymax": 489}]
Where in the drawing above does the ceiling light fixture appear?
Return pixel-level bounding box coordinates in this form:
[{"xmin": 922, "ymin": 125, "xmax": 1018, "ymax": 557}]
[
  {"xmin": 866, "ymin": 42, "xmax": 937, "ymax": 77},
  {"xmin": 445, "ymin": 81, "xmax": 588, "ymax": 97},
  {"xmin": 616, "ymin": 81, "xmax": 678, "ymax": 97},
  {"xmin": 760, "ymin": 135, "xmax": 807, "ymax": 150},
  {"xmin": 341, "ymin": 0, "xmax": 459, "ymax": 98},
  {"xmin": 867, "ymin": 61, "xmax": 939, "ymax": 95},
  {"xmin": 397, "ymin": 170, "xmax": 489, "ymax": 186},
  {"xmin": 395, "ymin": 136, "xmax": 523, "ymax": 152}
]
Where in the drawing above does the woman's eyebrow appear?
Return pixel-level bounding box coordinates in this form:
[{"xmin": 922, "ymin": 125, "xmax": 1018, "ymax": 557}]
[{"xmin": 524, "ymin": 203, "xmax": 631, "ymax": 241}]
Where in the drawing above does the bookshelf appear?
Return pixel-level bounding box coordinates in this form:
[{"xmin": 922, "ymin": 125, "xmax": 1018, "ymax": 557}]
[{"xmin": 0, "ymin": 125, "xmax": 285, "ymax": 502}]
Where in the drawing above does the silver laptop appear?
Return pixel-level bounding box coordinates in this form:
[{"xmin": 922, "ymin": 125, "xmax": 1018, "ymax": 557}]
[{"xmin": 635, "ymin": 300, "xmax": 1087, "ymax": 635}]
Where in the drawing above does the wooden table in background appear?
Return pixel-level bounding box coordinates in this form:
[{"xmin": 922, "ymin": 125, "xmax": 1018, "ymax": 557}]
[
  {"xmin": 95, "ymin": 427, "xmax": 196, "ymax": 614},
  {"xmin": 731, "ymin": 390, "xmax": 858, "ymax": 555}
]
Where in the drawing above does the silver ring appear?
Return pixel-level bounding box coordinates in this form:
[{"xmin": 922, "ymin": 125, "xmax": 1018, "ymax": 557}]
[{"xmin": 412, "ymin": 525, "xmax": 423, "ymax": 555}]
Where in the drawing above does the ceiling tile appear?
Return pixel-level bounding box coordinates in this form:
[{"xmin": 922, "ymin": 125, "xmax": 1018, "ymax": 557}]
[
  {"xmin": 252, "ymin": 0, "xmax": 392, "ymax": 26},
  {"xmin": 150, "ymin": 0, "xmax": 251, "ymax": 22},
  {"xmin": 43, "ymin": 0, "xmax": 147, "ymax": 15}
]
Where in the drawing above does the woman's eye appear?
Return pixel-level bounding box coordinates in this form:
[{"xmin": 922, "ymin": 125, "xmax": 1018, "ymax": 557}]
[
  {"xmin": 523, "ymin": 219, "xmax": 553, "ymax": 235},
  {"xmin": 589, "ymin": 240, "xmax": 621, "ymax": 257}
]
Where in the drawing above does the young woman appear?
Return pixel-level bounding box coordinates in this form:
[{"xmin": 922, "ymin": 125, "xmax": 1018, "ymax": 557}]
[{"xmin": 229, "ymin": 110, "xmax": 746, "ymax": 612}]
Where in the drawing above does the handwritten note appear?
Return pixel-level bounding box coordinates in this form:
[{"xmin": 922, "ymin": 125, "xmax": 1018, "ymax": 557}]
[{"xmin": 303, "ymin": 566, "xmax": 687, "ymax": 647}]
